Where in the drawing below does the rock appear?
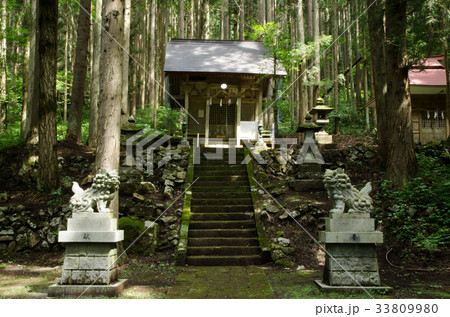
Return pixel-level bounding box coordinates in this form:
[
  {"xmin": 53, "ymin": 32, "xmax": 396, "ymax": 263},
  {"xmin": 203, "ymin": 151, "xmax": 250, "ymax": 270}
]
[
  {"xmin": 172, "ymin": 154, "xmax": 182, "ymax": 161},
  {"xmin": 164, "ymin": 179, "xmax": 175, "ymax": 187},
  {"xmin": 277, "ymin": 237, "xmax": 290, "ymax": 247},
  {"xmin": 271, "ymin": 249, "xmax": 284, "ymax": 261},
  {"xmin": 176, "ymin": 171, "xmax": 186, "ymax": 180},
  {"xmin": 279, "ymin": 246, "xmax": 296, "ymax": 255},
  {"xmin": 260, "ymin": 210, "xmax": 271, "ymax": 222},
  {"xmin": 275, "ymin": 259, "xmax": 294, "ymax": 268},
  {"xmin": 8, "ymin": 241, "xmax": 17, "ymax": 252},
  {"xmin": 171, "ymin": 239, "xmax": 179, "ymax": 246},
  {"xmin": 50, "ymin": 217, "xmax": 60, "ymax": 228},
  {"xmin": 276, "ymin": 155, "xmax": 287, "ymax": 166},
  {"xmin": 15, "ymin": 234, "xmax": 28, "ymax": 251},
  {"xmin": 266, "ymin": 203, "xmax": 280, "ymax": 214},
  {"xmin": 271, "ymin": 187, "xmax": 285, "ymax": 197},
  {"xmin": 132, "ymin": 193, "xmax": 146, "ymax": 201},
  {"xmin": 296, "ymin": 265, "xmax": 306, "ymax": 271},
  {"xmin": 47, "ymin": 232, "xmax": 56, "ymax": 245},
  {"xmin": 41, "ymin": 241, "xmax": 49, "ymax": 250},
  {"xmin": 258, "ymin": 189, "xmax": 265, "ymax": 195},
  {"xmin": 164, "ymin": 186, "xmax": 174, "ymax": 200},
  {"xmin": 160, "ymin": 216, "xmax": 177, "ymax": 225},
  {"xmin": 167, "ymin": 230, "xmax": 179, "ymax": 241},
  {"xmin": 255, "ymin": 172, "xmax": 270, "ymax": 185},
  {"xmin": 28, "ymin": 231, "xmax": 41, "ymax": 248},
  {"xmin": 0, "ymin": 229, "xmax": 14, "ymax": 236},
  {"xmin": 279, "ymin": 209, "xmax": 301, "ymax": 220},
  {"xmin": 140, "ymin": 182, "xmax": 156, "ymax": 193}
]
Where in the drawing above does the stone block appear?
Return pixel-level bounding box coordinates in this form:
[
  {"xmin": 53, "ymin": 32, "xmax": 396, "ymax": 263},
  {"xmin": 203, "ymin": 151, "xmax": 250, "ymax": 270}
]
[
  {"xmin": 71, "ymin": 212, "xmax": 114, "ymax": 219},
  {"xmin": 58, "ymin": 230, "xmax": 124, "ymax": 243},
  {"xmin": 65, "ymin": 243, "xmax": 88, "ymax": 256},
  {"xmin": 325, "ymin": 257, "xmax": 379, "ymax": 272},
  {"xmin": 63, "ymin": 256, "xmax": 80, "ymax": 270},
  {"xmin": 325, "ymin": 218, "xmax": 375, "ymax": 232},
  {"xmin": 71, "ymin": 270, "xmax": 87, "ymax": 284},
  {"xmin": 325, "ymin": 243, "xmax": 377, "ymax": 258},
  {"xmin": 67, "ymin": 218, "xmax": 118, "ymax": 231},
  {"xmin": 93, "ymin": 256, "xmax": 110, "ymax": 270},
  {"xmin": 79, "ymin": 257, "xmax": 95, "ymax": 270},
  {"xmin": 48, "ymin": 279, "xmax": 128, "ymax": 297},
  {"xmin": 319, "ymin": 231, "xmax": 383, "ymax": 244},
  {"xmin": 324, "ymin": 270, "xmax": 380, "ymax": 286},
  {"xmin": 86, "ymin": 243, "xmax": 115, "ymax": 256},
  {"xmin": 329, "ymin": 213, "xmax": 370, "ymax": 219},
  {"xmin": 61, "ymin": 270, "xmax": 72, "ymax": 284}
]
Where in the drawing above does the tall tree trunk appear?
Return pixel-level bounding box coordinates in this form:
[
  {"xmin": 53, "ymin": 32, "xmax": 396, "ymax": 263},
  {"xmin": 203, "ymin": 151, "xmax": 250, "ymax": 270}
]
[
  {"xmin": 333, "ymin": 0, "xmax": 340, "ymax": 134},
  {"xmin": 149, "ymin": 0, "xmax": 156, "ymax": 125},
  {"xmin": 178, "ymin": 0, "xmax": 184, "ymax": 38},
  {"xmin": 239, "ymin": 0, "xmax": 245, "ymax": 41},
  {"xmin": 121, "ymin": 0, "xmax": 131, "ymax": 126},
  {"xmin": 223, "ymin": 0, "xmax": 229, "ymax": 40},
  {"xmin": 353, "ymin": 0, "xmax": 362, "ymax": 108},
  {"xmin": 312, "ymin": 0, "xmax": 320, "ymax": 108},
  {"xmin": 189, "ymin": 0, "xmax": 194, "ymax": 38},
  {"xmin": 0, "ymin": 0, "xmax": 7, "ymax": 130},
  {"xmin": 38, "ymin": 0, "xmax": 59, "ymax": 192},
  {"xmin": 22, "ymin": 0, "xmax": 39, "ymax": 144},
  {"xmin": 63, "ymin": 2, "xmax": 69, "ymax": 123},
  {"xmin": 204, "ymin": 0, "xmax": 210, "ymax": 39},
  {"xmin": 88, "ymin": 0, "xmax": 102, "ymax": 147},
  {"xmin": 346, "ymin": 3, "xmax": 356, "ymax": 110},
  {"xmin": 258, "ymin": 0, "xmax": 266, "ymax": 25},
  {"xmin": 96, "ymin": 0, "xmax": 123, "ymax": 172},
  {"xmin": 66, "ymin": 0, "xmax": 91, "ymax": 143},
  {"xmin": 297, "ymin": 0, "xmax": 308, "ymax": 125},
  {"xmin": 442, "ymin": 5, "xmax": 450, "ymax": 139}
]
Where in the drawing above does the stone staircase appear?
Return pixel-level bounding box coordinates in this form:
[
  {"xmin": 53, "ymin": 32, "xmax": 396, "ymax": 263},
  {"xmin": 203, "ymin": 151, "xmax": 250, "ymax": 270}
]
[{"xmin": 186, "ymin": 148, "xmax": 264, "ymax": 266}]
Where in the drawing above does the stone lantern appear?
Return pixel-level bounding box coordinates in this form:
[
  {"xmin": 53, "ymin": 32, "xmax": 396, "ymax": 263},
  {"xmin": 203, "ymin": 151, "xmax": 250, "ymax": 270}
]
[
  {"xmin": 292, "ymin": 113, "xmax": 325, "ymax": 192},
  {"xmin": 309, "ymin": 97, "xmax": 334, "ymax": 144}
]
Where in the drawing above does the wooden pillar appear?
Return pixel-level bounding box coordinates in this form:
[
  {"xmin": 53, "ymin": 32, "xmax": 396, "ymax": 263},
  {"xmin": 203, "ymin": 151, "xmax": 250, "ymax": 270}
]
[
  {"xmin": 205, "ymin": 85, "xmax": 210, "ymax": 145},
  {"xmin": 258, "ymin": 87, "xmax": 263, "ymax": 124},
  {"xmin": 184, "ymin": 84, "xmax": 190, "ymax": 127},
  {"xmin": 236, "ymin": 92, "xmax": 241, "ymax": 147}
]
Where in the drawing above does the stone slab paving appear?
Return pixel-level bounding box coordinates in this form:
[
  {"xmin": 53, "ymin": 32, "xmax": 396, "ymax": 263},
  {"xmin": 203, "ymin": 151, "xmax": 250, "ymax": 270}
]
[{"xmin": 166, "ymin": 266, "xmax": 274, "ymax": 299}]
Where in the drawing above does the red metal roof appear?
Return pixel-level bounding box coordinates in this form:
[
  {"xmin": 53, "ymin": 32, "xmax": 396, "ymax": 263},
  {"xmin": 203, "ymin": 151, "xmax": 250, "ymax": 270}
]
[{"xmin": 409, "ymin": 56, "xmax": 448, "ymax": 86}]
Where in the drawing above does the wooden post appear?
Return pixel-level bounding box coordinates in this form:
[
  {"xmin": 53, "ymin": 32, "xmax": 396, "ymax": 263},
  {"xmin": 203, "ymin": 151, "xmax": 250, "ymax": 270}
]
[
  {"xmin": 205, "ymin": 86, "xmax": 210, "ymax": 146},
  {"xmin": 236, "ymin": 92, "xmax": 241, "ymax": 147}
]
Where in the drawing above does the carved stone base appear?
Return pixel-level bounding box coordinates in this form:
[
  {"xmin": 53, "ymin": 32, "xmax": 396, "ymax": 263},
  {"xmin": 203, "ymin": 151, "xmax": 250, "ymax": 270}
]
[
  {"xmin": 323, "ymin": 243, "xmax": 381, "ymax": 286},
  {"xmin": 60, "ymin": 243, "xmax": 119, "ymax": 285}
]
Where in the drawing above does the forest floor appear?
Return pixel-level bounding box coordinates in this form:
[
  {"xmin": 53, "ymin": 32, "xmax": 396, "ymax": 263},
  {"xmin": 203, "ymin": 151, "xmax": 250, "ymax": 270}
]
[
  {"xmin": 0, "ymin": 251, "xmax": 449, "ymax": 299},
  {"xmin": 0, "ymin": 136, "xmax": 448, "ymax": 299}
]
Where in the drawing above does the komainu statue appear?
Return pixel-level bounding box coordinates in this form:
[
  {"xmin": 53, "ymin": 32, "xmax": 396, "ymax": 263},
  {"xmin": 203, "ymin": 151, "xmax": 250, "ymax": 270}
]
[
  {"xmin": 323, "ymin": 168, "xmax": 373, "ymax": 214},
  {"xmin": 69, "ymin": 169, "xmax": 120, "ymax": 213}
]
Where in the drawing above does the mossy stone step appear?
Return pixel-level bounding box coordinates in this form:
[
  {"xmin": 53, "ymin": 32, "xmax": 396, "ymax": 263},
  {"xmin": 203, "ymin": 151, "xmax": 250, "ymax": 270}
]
[
  {"xmin": 190, "ymin": 212, "xmax": 254, "ymax": 221},
  {"xmin": 186, "ymin": 255, "xmax": 263, "ymax": 266},
  {"xmin": 194, "ymin": 170, "xmax": 248, "ymax": 176},
  {"xmin": 196, "ymin": 161, "xmax": 246, "ymax": 166},
  {"xmin": 189, "ymin": 220, "xmax": 255, "ymax": 229},
  {"xmin": 187, "ymin": 246, "xmax": 261, "ymax": 256},
  {"xmin": 188, "ymin": 237, "xmax": 259, "ymax": 247},
  {"xmin": 189, "ymin": 229, "xmax": 258, "ymax": 238},
  {"xmin": 192, "ymin": 191, "xmax": 251, "ymax": 199},
  {"xmin": 198, "ymin": 165, "xmax": 248, "ymax": 171},
  {"xmin": 195, "ymin": 180, "xmax": 249, "ymax": 186},
  {"xmin": 191, "ymin": 186, "xmax": 250, "ymax": 192},
  {"xmin": 193, "ymin": 175, "xmax": 248, "ymax": 181},
  {"xmin": 191, "ymin": 205, "xmax": 254, "ymax": 213},
  {"xmin": 192, "ymin": 198, "xmax": 253, "ymax": 206}
]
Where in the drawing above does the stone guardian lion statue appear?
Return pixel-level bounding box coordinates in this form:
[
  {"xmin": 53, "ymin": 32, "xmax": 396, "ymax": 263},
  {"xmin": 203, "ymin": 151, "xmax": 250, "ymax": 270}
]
[
  {"xmin": 69, "ymin": 169, "xmax": 120, "ymax": 213},
  {"xmin": 323, "ymin": 168, "xmax": 373, "ymax": 214}
]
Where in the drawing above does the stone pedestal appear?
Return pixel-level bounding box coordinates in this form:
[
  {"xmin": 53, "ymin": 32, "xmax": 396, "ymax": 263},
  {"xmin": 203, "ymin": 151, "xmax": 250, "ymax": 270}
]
[
  {"xmin": 317, "ymin": 214, "xmax": 384, "ymax": 288},
  {"xmin": 291, "ymin": 163, "xmax": 324, "ymax": 192},
  {"xmin": 48, "ymin": 212, "xmax": 126, "ymax": 297},
  {"xmin": 315, "ymin": 131, "xmax": 333, "ymax": 144}
]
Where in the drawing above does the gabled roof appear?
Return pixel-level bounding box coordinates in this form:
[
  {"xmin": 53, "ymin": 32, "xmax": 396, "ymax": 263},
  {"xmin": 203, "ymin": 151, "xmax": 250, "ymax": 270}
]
[
  {"xmin": 409, "ymin": 56, "xmax": 448, "ymax": 94},
  {"xmin": 164, "ymin": 39, "xmax": 287, "ymax": 76}
]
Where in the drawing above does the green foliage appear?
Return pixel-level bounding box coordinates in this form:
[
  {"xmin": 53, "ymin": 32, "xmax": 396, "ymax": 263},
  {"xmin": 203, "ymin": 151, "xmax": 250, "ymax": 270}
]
[
  {"xmin": 375, "ymin": 144, "xmax": 450, "ymax": 258},
  {"xmin": 325, "ymin": 101, "xmax": 371, "ymax": 135},
  {"xmin": 156, "ymin": 104, "xmax": 181, "ymax": 136},
  {"xmin": 0, "ymin": 121, "xmax": 23, "ymax": 150}
]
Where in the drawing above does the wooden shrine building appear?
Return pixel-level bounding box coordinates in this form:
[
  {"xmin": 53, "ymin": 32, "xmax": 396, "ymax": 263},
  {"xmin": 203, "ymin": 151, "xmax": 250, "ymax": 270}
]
[{"xmin": 164, "ymin": 39, "xmax": 287, "ymax": 146}]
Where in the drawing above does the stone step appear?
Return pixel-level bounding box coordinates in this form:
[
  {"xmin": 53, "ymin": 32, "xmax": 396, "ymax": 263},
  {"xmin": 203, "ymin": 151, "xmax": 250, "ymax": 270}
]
[
  {"xmin": 191, "ymin": 198, "xmax": 253, "ymax": 206},
  {"xmin": 188, "ymin": 237, "xmax": 259, "ymax": 247},
  {"xmin": 194, "ymin": 170, "xmax": 248, "ymax": 176},
  {"xmin": 191, "ymin": 186, "xmax": 250, "ymax": 193},
  {"xmin": 191, "ymin": 205, "xmax": 254, "ymax": 213},
  {"xmin": 186, "ymin": 255, "xmax": 263, "ymax": 266},
  {"xmin": 195, "ymin": 160, "xmax": 246, "ymax": 166},
  {"xmin": 190, "ymin": 212, "xmax": 254, "ymax": 221},
  {"xmin": 197, "ymin": 165, "xmax": 247, "ymax": 171},
  {"xmin": 187, "ymin": 246, "xmax": 261, "ymax": 256},
  {"xmin": 189, "ymin": 220, "xmax": 255, "ymax": 229},
  {"xmin": 192, "ymin": 191, "xmax": 251, "ymax": 199},
  {"xmin": 195, "ymin": 180, "xmax": 249, "ymax": 186},
  {"xmin": 193, "ymin": 175, "xmax": 248, "ymax": 181},
  {"xmin": 189, "ymin": 229, "xmax": 258, "ymax": 238}
]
